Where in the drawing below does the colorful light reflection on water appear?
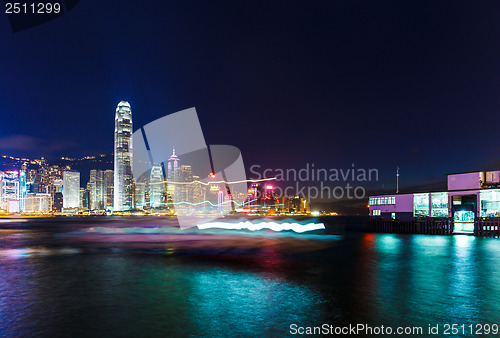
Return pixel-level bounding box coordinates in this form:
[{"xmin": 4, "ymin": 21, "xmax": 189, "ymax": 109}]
[{"xmin": 1, "ymin": 218, "xmax": 500, "ymax": 336}]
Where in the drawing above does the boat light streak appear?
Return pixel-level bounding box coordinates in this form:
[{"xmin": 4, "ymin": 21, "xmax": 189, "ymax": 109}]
[{"xmin": 197, "ymin": 221, "xmax": 325, "ymax": 233}]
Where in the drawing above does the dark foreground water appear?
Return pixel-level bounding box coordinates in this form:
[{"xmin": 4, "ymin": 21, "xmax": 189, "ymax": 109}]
[{"xmin": 1, "ymin": 216, "xmax": 500, "ymax": 337}]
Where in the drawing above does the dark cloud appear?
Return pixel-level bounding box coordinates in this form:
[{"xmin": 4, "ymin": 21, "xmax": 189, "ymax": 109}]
[
  {"xmin": 0, "ymin": 135, "xmax": 77, "ymax": 155},
  {"xmin": 0, "ymin": 135, "xmax": 39, "ymax": 151}
]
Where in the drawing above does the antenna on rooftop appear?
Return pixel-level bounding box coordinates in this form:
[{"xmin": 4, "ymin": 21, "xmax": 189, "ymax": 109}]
[{"xmin": 396, "ymin": 167, "xmax": 400, "ymax": 194}]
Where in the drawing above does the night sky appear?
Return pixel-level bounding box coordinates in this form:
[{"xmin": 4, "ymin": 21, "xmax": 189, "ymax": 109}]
[{"xmin": 2, "ymin": 1, "xmax": 500, "ymax": 208}]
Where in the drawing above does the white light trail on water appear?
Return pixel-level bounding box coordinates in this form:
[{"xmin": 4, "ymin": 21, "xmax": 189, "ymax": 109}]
[{"xmin": 197, "ymin": 221, "xmax": 325, "ymax": 233}]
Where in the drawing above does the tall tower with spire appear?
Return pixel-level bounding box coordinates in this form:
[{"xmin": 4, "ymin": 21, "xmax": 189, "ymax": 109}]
[
  {"xmin": 167, "ymin": 147, "xmax": 179, "ymax": 181},
  {"xmin": 114, "ymin": 101, "xmax": 133, "ymax": 211}
]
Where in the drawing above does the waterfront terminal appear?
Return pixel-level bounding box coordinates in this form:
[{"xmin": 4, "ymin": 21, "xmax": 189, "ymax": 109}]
[{"xmin": 369, "ymin": 170, "xmax": 500, "ymax": 236}]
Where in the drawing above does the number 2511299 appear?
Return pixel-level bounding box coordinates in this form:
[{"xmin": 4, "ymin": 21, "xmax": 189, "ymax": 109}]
[{"xmin": 5, "ymin": 3, "xmax": 61, "ymax": 14}]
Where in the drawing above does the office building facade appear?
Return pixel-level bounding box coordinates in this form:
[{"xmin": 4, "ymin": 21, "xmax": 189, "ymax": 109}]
[{"xmin": 114, "ymin": 101, "xmax": 134, "ymax": 211}]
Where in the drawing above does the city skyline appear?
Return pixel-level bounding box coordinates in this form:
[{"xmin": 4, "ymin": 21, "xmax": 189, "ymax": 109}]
[
  {"xmin": 0, "ymin": 103, "xmax": 311, "ymax": 215},
  {"xmin": 3, "ymin": 2, "xmax": 500, "ymax": 199}
]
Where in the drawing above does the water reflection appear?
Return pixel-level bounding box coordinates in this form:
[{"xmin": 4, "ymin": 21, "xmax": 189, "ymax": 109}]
[
  {"xmin": 189, "ymin": 269, "xmax": 324, "ymax": 336},
  {"xmin": 1, "ymin": 219, "xmax": 500, "ymax": 336},
  {"xmin": 355, "ymin": 234, "xmax": 500, "ymax": 335}
]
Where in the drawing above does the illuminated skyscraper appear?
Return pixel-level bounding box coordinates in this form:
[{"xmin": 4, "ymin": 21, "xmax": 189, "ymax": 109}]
[
  {"xmin": 191, "ymin": 175, "xmax": 204, "ymax": 205},
  {"xmin": 53, "ymin": 179, "xmax": 63, "ymax": 193},
  {"xmin": 114, "ymin": 101, "xmax": 133, "ymax": 211},
  {"xmin": 167, "ymin": 147, "xmax": 179, "ymax": 181},
  {"xmin": 178, "ymin": 164, "xmax": 193, "ymax": 203},
  {"xmin": 37, "ymin": 157, "xmax": 49, "ymax": 193},
  {"xmin": 53, "ymin": 192, "xmax": 63, "ymax": 212},
  {"xmin": 80, "ymin": 187, "xmax": 87, "ymax": 210},
  {"xmin": 150, "ymin": 165, "xmax": 164, "ymax": 208},
  {"xmin": 165, "ymin": 148, "xmax": 179, "ymax": 211},
  {"xmin": 135, "ymin": 182, "xmax": 146, "ymax": 209},
  {"xmin": 178, "ymin": 165, "xmax": 192, "ymax": 183},
  {"xmin": 88, "ymin": 169, "xmax": 113, "ymax": 211},
  {"xmin": 89, "ymin": 169, "xmax": 105, "ymax": 210},
  {"xmin": 19, "ymin": 169, "xmax": 27, "ymax": 211},
  {"xmin": 63, "ymin": 171, "xmax": 80, "ymax": 209},
  {"xmin": 0, "ymin": 171, "xmax": 20, "ymax": 212},
  {"xmin": 25, "ymin": 193, "xmax": 51, "ymax": 213},
  {"xmin": 104, "ymin": 170, "xmax": 114, "ymax": 209}
]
